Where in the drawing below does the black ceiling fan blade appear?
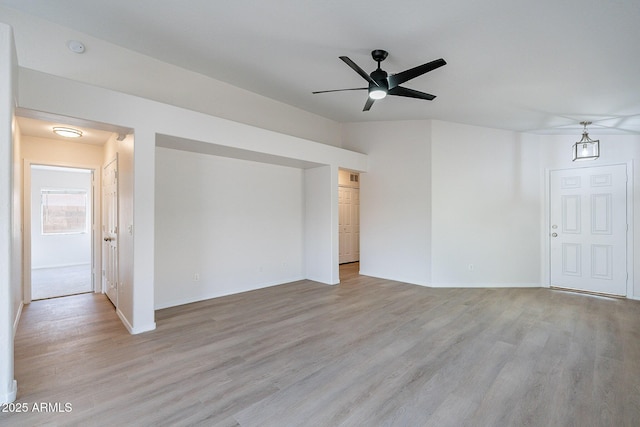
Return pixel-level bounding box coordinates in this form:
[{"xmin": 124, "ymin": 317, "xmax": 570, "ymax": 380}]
[
  {"xmin": 339, "ymin": 56, "xmax": 379, "ymax": 87},
  {"xmin": 312, "ymin": 88, "xmax": 367, "ymax": 94},
  {"xmin": 388, "ymin": 86, "xmax": 436, "ymax": 100},
  {"xmin": 363, "ymin": 97, "xmax": 375, "ymax": 111},
  {"xmin": 387, "ymin": 58, "xmax": 446, "ymax": 89}
]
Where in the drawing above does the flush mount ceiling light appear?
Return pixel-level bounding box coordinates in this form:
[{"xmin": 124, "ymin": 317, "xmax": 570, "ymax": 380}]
[
  {"xmin": 53, "ymin": 127, "xmax": 83, "ymax": 138},
  {"xmin": 572, "ymin": 121, "xmax": 599, "ymax": 161}
]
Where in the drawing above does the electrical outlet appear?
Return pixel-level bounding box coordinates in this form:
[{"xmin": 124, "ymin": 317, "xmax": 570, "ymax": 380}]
[
  {"xmin": 468, "ymin": 264, "xmax": 474, "ymax": 271},
  {"xmin": 193, "ymin": 273, "xmax": 200, "ymax": 281}
]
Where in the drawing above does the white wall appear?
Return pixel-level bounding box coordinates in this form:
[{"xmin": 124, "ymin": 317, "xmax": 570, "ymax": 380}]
[
  {"xmin": 114, "ymin": 133, "xmax": 136, "ymax": 329},
  {"xmin": 304, "ymin": 165, "xmax": 339, "ymax": 284},
  {"xmin": 22, "ymin": 135, "xmax": 105, "ymax": 165},
  {"xmin": 430, "ymin": 121, "xmax": 541, "ymax": 287},
  {"xmin": 342, "ymin": 120, "xmax": 541, "ymax": 288},
  {"xmin": 343, "ymin": 118, "xmax": 640, "ymax": 299},
  {"xmin": 11, "ymin": 119, "xmax": 21, "ymax": 331},
  {"xmin": 30, "ymin": 168, "xmax": 92, "ymax": 269},
  {"xmin": 342, "ymin": 120, "xmax": 432, "ymax": 286},
  {"xmin": 154, "ymin": 147, "xmax": 305, "ymax": 308},
  {"xmin": 0, "ymin": 21, "xmax": 18, "ymax": 405}
]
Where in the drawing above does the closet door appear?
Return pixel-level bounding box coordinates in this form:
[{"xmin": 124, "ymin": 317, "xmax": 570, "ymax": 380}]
[{"xmin": 339, "ymin": 186, "xmax": 360, "ymax": 264}]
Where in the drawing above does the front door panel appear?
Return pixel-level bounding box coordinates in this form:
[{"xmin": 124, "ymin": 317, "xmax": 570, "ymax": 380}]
[{"xmin": 550, "ymin": 165, "xmax": 627, "ymax": 295}]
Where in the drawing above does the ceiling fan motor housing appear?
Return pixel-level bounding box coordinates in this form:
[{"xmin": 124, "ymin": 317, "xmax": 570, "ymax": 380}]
[
  {"xmin": 371, "ymin": 49, "xmax": 389, "ymax": 62},
  {"xmin": 370, "ymin": 68, "xmax": 389, "ymax": 90}
]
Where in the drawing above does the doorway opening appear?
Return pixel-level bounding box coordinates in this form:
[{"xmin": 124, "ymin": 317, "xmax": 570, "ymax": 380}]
[
  {"xmin": 30, "ymin": 165, "xmax": 94, "ymax": 300},
  {"xmin": 339, "ymin": 169, "xmax": 360, "ymax": 280},
  {"xmin": 18, "ymin": 110, "xmax": 131, "ymax": 306}
]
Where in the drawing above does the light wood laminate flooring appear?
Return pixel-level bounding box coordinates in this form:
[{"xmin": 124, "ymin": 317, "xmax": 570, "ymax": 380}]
[{"xmin": 3, "ymin": 263, "xmax": 640, "ymax": 426}]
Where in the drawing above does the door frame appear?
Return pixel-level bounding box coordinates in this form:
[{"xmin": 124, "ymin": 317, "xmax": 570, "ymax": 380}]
[
  {"xmin": 543, "ymin": 161, "xmax": 634, "ymax": 297},
  {"xmin": 23, "ymin": 159, "xmax": 102, "ymax": 303}
]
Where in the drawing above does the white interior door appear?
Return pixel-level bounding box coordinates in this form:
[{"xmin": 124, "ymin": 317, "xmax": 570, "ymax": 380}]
[
  {"xmin": 102, "ymin": 156, "xmax": 118, "ymax": 307},
  {"xmin": 550, "ymin": 164, "xmax": 627, "ymax": 296},
  {"xmin": 339, "ymin": 186, "xmax": 360, "ymax": 264}
]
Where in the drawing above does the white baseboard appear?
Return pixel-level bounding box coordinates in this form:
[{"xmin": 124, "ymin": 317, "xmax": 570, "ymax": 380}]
[
  {"xmin": 429, "ymin": 282, "xmax": 541, "ymax": 288},
  {"xmin": 356, "ymin": 270, "xmax": 429, "ymax": 287},
  {"xmin": 155, "ymin": 276, "xmax": 305, "ymax": 310},
  {"xmin": 116, "ymin": 308, "xmax": 156, "ymax": 335},
  {"xmin": 356, "ymin": 270, "xmax": 543, "ymax": 289},
  {"xmin": 0, "ymin": 380, "xmax": 17, "ymax": 404}
]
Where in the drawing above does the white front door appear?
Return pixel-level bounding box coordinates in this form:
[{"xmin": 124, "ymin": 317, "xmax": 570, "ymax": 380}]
[
  {"xmin": 102, "ymin": 156, "xmax": 118, "ymax": 307},
  {"xmin": 339, "ymin": 186, "xmax": 360, "ymax": 264},
  {"xmin": 550, "ymin": 164, "xmax": 627, "ymax": 296}
]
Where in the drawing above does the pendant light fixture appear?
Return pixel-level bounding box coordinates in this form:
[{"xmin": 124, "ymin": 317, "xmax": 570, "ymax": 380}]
[{"xmin": 572, "ymin": 121, "xmax": 599, "ymax": 161}]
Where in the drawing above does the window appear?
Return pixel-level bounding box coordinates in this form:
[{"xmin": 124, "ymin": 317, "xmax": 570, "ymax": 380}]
[{"xmin": 41, "ymin": 189, "xmax": 88, "ymax": 235}]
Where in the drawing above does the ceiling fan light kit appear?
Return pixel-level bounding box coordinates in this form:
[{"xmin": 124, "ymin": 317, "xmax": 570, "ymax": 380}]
[
  {"xmin": 369, "ymin": 88, "xmax": 387, "ymax": 100},
  {"xmin": 313, "ymin": 49, "xmax": 446, "ymax": 111},
  {"xmin": 572, "ymin": 121, "xmax": 600, "ymax": 161}
]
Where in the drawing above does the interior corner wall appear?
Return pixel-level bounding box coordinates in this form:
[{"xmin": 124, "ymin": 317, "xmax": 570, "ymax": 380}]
[
  {"xmin": 154, "ymin": 147, "xmax": 305, "ymax": 309},
  {"xmin": 539, "ymin": 133, "xmax": 640, "ymax": 298},
  {"xmin": 430, "ymin": 120, "xmax": 541, "ymax": 287},
  {"xmin": 341, "ymin": 120, "xmax": 432, "ymax": 286}
]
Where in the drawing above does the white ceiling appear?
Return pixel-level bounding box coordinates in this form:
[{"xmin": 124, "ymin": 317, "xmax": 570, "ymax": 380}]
[{"xmin": 2, "ymin": 0, "xmax": 640, "ymax": 134}]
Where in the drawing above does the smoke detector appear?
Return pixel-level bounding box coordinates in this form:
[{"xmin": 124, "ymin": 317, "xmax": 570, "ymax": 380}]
[{"xmin": 67, "ymin": 40, "xmax": 86, "ymax": 54}]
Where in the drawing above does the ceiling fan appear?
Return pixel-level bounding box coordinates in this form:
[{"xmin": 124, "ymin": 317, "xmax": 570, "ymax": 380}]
[{"xmin": 313, "ymin": 49, "xmax": 446, "ymax": 111}]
